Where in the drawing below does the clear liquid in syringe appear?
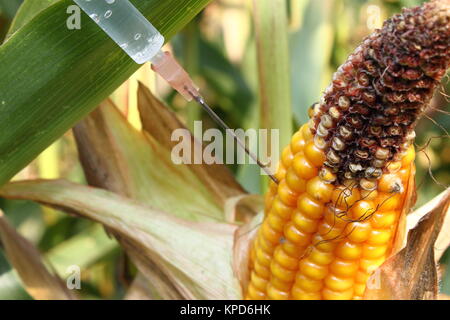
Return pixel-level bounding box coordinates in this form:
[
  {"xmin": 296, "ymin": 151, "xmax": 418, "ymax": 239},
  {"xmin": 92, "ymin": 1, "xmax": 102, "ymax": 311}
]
[{"xmin": 74, "ymin": 0, "xmax": 164, "ymax": 64}]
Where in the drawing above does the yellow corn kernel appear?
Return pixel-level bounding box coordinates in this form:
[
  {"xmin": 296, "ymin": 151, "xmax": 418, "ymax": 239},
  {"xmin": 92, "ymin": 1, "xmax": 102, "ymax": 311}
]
[
  {"xmin": 294, "ymin": 274, "xmax": 323, "ymax": 292},
  {"xmin": 351, "ymin": 200, "xmax": 376, "ymax": 220},
  {"xmin": 247, "ymin": 283, "xmax": 266, "ymax": 299},
  {"xmin": 270, "ymin": 276, "xmax": 293, "ymax": 291},
  {"xmin": 274, "ymin": 246, "xmax": 299, "ymax": 270},
  {"xmin": 275, "ymin": 165, "xmax": 287, "ymax": 181},
  {"xmin": 266, "ymin": 283, "xmax": 289, "ymax": 300},
  {"xmin": 366, "ymin": 228, "xmax": 392, "ymax": 245},
  {"xmin": 270, "ymin": 261, "xmax": 297, "ymax": 282},
  {"xmin": 256, "ymin": 247, "xmax": 272, "ymax": 267},
  {"xmin": 250, "ymin": 271, "xmax": 268, "ymax": 291},
  {"xmin": 304, "ymin": 141, "xmax": 326, "ymax": 167},
  {"xmin": 301, "ymin": 122, "xmax": 314, "ymax": 140},
  {"xmin": 355, "ymin": 270, "xmax": 370, "ymax": 284},
  {"xmin": 299, "ymin": 259, "xmax": 328, "ymax": 280},
  {"xmin": 293, "ymin": 152, "xmax": 318, "ymax": 180},
  {"xmin": 262, "ymin": 221, "xmax": 282, "ymax": 244},
  {"xmin": 290, "ymin": 131, "xmax": 305, "ymax": 154},
  {"xmin": 292, "ymin": 210, "xmax": 319, "ymax": 233},
  {"xmin": 370, "ymin": 210, "xmax": 397, "ymax": 228},
  {"xmin": 345, "ymin": 221, "xmax": 372, "ymax": 243},
  {"xmin": 329, "ymin": 259, "xmax": 359, "ymax": 278},
  {"xmin": 360, "ymin": 189, "xmax": 378, "ymax": 200},
  {"xmin": 319, "ymin": 167, "xmax": 337, "ymax": 184},
  {"xmin": 306, "ymin": 176, "xmax": 333, "ymax": 203},
  {"xmin": 354, "ymin": 283, "xmax": 366, "ymax": 297},
  {"xmin": 257, "ymin": 232, "xmax": 276, "ymax": 253},
  {"xmin": 362, "ymin": 244, "xmax": 387, "ymax": 259},
  {"xmin": 309, "ymin": 247, "xmax": 334, "ymax": 265},
  {"xmin": 360, "ymin": 256, "xmax": 385, "ymax": 273},
  {"xmin": 312, "ymin": 234, "xmax": 338, "ymax": 252},
  {"xmin": 376, "ymin": 193, "xmax": 402, "ymax": 211},
  {"xmin": 281, "ymin": 146, "xmax": 294, "ymax": 168},
  {"xmin": 282, "ymin": 240, "xmax": 306, "ymax": 259},
  {"xmin": 267, "ymin": 213, "xmax": 285, "ymax": 233},
  {"xmin": 278, "ymin": 180, "xmax": 298, "ymax": 207},
  {"xmin": 318, "ymin": 221, "xmax": 344, "ymax": 241},
  {"xmin": 387, "ymin": 161, "xmax": 402, "ymax": 173},
  {"xmin": 378, "ymin": 174, "xmax": 403, "ymax": 193},
  {"xmin": 324, "ymin": 206, "xmax": 349, "ymax": 228},
  {"xmin": 254, "ymin": 262, "xmax": 270, "ymax": 279},
  {"xmin": 269, "ymin": 180, "xmax": 278, "ymax": 192},
  {"xmin": 272, "ymin": 197, "xmax": 294, "ymax": 220},
  {"xmin": 297, "ymin": 194, "xmax": 324, "ymax": 219},
  {"xmin": 401, "ymin": 145, "xmax": 415, "ymax": 167},
  {"xmin": 286, "ymin": 167, "xmax": 307, "ymax": 193},
  {"xmin": 398, "ymin": 167, "xmax": 411, "ymax": 183},
  {"xmin": 284, "ymin": 222, "xmax": 312, "ymax": 246},
  {"xmin": 322, "ymin": 287, "xmax": 354, "ymax": 300},
  {"xmin": 335, "ymin": 241, "xmax": 362, "ymax": 260},
  {"xmin": 324, "ymin": 274, "xmax": 354, "ymax": 291},
  {"xmin": 264, "ymin": 193, "xmax": 275, "ymax": 214},
  {"xmin": 292, "ymin": 286, "xmax": 321, "ymax": 300},
  {"xmin": 331, "ymin": 186, "xmax": 361, "ymax": 209}
]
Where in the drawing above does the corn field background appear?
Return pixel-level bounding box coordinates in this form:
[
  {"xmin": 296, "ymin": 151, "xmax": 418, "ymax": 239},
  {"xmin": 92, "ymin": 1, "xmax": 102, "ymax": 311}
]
[{"xmin": 0, "ymin": 0, "xmax": 449, "ymax": 299}]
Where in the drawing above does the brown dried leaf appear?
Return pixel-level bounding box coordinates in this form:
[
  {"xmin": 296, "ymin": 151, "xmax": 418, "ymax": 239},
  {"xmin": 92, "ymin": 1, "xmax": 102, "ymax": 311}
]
[
  {"xmin": 390, "ymin": 163, "xmax": 417, "ymax": 255},
  {"xmin": 137, "ymin": 82, "xmax": 246, "ymax": 206},
  {"xmin": 0, "ymin": 210, "xmax": 75, "ymax": 300},
  {"xmin": 224, "ymin": 194, "xmax": 264, "ymax": 224},
  {"xmin": 123, "ymin": 258, "xmax": 183, "ymax": 300},
  {"xmin": 364, "ymin": 188, "xmax": 450, "ymax": 300},
  {"xmin": 124, "ymin": 273, "xmax": 177, "ymax": 300},
  {"xmin": 225, "ymin": 194, "xmax": 264, "ymax": 293},
  {"xmin": 232, "ymin": 211, "xmax": 263, "ymax": 295},
  {"xmin": 73, "ymin": 99, "xmax": 223, "ymax": 222}
]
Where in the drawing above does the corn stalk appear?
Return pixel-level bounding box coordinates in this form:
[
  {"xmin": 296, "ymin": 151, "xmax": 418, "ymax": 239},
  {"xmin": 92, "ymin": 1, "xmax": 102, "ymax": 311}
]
[{"xmin": 252, "ymin": 0, "xmax": 293, "ymax": 191}]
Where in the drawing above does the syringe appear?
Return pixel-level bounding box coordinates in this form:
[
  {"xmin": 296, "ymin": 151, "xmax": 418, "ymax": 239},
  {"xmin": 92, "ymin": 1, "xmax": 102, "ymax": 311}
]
[{"xmin": 74, "ymin": 0, "xmax": 278, "ymax": 183}]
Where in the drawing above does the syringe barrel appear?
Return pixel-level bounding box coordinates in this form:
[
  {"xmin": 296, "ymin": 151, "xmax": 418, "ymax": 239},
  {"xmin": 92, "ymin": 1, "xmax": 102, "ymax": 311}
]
[{"xmin": 74, "ymin": 0, "xmax": 164, "ymax": 64}]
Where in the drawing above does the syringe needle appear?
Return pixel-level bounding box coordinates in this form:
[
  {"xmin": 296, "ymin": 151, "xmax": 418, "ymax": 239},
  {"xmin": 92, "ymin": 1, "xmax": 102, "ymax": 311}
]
[
  {"xmin": 189, "ymin": 92, "xmax": 279, "ymax": 184},
  {"xmin": 151, "ymin": 51, "xmax": 279, "ymax": 184}
]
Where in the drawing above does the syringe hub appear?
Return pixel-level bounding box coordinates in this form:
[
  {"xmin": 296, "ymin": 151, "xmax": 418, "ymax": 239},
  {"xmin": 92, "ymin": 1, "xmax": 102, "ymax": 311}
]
[{"xmin": 151, "ymin": 51, "xmax": 200, "ymax": 101}]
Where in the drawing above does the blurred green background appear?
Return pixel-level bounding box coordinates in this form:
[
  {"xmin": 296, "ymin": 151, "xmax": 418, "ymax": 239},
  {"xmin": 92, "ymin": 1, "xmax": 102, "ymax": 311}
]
[{"xmin": 0, "ymin": 0, "xmax": 449, "ymax": 299}]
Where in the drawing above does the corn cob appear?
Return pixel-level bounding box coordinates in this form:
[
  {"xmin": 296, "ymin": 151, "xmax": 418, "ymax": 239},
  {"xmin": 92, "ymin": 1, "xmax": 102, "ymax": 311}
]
[{"xmin": 246, "ymin": 0, "xmax": 450, "ymax": 300}]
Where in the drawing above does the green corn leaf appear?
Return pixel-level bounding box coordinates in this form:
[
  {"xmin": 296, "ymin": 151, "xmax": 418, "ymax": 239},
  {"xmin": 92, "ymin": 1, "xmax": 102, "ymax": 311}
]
[
  {"xmin": 0, "ymin": 0, "xmax": 22, "ymax": 20},
  {"xmin": 7, "ymin": 0, "xmax": 60, "ymax": 36}
]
